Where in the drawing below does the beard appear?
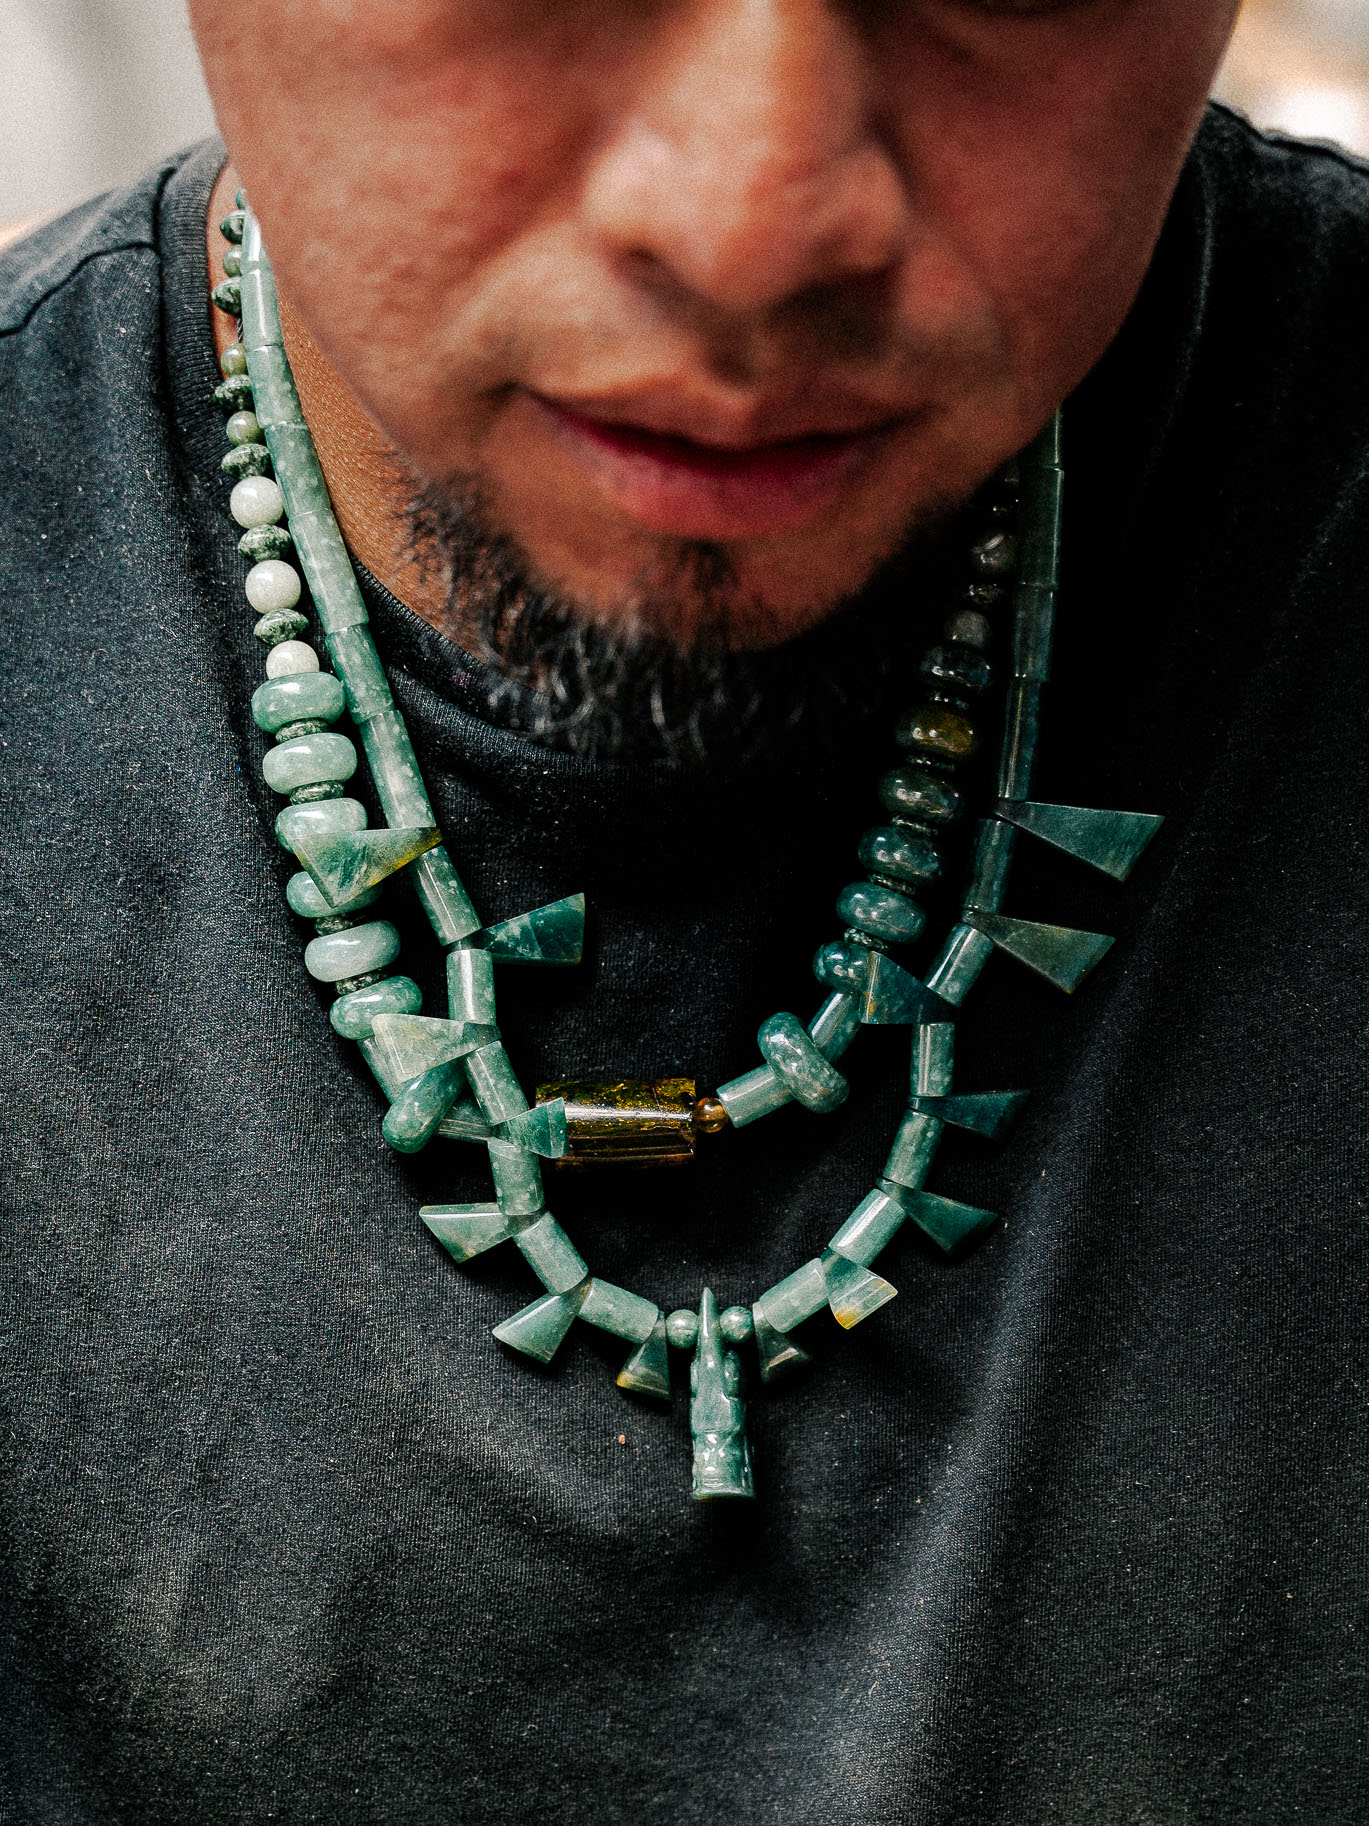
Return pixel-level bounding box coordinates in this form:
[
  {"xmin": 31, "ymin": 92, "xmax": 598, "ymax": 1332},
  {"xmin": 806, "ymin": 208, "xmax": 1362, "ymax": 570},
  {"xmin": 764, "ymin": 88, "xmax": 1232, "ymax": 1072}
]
[{"xmin": 406, "ymin": 478, "xmax": 964, "ymax": 767}]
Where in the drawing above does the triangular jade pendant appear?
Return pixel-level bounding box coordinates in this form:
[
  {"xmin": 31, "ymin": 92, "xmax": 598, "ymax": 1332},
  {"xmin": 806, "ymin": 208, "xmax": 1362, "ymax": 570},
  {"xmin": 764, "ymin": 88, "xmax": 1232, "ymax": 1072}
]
[
  {"xmin": 472, "ymin": 894, "xmax": 585, "ymax": 965},
  {"xmin": 912, "ymin": 1089, "xmax": 1029, "ymax": 1140},
  {"xmin": 492, "ymin": 1286, "xmax": 587, "ymax": 1362},
  {"xmin": 860, "ymin": 951, "xmax": 952, "ymax": 1025},
  {"xmin": 499, "ymin": 1098, "xmax": 568, "ymax": 1159},
  {"xmin": 897, "ymin": 1187, "xmax": 998, "ymax": 1252},
  {"xmin": 820, "ymin": 1249, "xmax": 898, "ymax": 1329},
  {"xmin": 369, "ymin": 1013, "xmax": 498, "ymax": 1084},
  {"xmin": 965, "ymin": 909, "xmax": 1113, "ymax": 993},
  {"xmin": 422, "ymin": 1202, "xmax": 520, "ymax": 1262},
  {"xmin": 616, "ymin": 1319, "xmax": 671, "ymax": 1400},
  {"xmin": 293, "ymin": 824, "xmax": 440, "ymax": 906},
  {"xmin": 752, "ymin": 1313, "xmax": 811, "ymax": 1384},
  {"xmin": 997, "ymin": 801, "xmax": 1163, "ymax": 882}
]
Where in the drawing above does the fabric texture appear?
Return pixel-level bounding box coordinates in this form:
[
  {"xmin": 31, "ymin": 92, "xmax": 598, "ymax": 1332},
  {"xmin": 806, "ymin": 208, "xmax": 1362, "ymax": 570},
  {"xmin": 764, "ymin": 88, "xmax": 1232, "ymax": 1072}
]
[{"xmin": 1, "ymin": 113, "xmax": 1368, "ymax": 1822}]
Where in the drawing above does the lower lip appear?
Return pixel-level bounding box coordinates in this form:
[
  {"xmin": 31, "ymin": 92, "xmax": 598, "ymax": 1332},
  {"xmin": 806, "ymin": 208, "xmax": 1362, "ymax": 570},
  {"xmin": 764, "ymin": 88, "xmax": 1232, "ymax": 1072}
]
[{"xmin": 533, "ymin": 397, "xmax": 893, "ymax": 540}]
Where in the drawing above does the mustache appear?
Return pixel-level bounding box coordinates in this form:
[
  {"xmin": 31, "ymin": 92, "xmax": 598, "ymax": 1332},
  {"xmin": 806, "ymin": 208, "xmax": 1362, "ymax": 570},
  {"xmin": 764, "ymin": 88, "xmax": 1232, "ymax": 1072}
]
[{"xmin": 404, "ymin": 478, "xmax": 951, "ymax": 767}]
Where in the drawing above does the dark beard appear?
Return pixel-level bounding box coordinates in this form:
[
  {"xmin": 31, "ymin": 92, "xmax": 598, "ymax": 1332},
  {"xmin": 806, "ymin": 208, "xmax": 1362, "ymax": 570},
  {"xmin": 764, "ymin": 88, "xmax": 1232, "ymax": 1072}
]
[{"xmin": 407, "ymin": 480, "xmax": 959, "ymax": 767}]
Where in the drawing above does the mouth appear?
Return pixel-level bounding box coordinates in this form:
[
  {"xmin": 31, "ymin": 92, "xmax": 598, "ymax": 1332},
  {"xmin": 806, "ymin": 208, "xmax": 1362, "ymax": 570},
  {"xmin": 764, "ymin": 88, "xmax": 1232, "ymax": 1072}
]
[{"xmin": 530, "ymin": 394, "xmax": 905, "ymax": 541}]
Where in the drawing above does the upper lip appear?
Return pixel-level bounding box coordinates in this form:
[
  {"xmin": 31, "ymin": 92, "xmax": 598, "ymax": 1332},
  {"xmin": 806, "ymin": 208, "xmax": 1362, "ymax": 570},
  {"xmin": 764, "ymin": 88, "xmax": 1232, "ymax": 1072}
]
[{"xmin": 533, "ymin": 386, "xmax": 912, "ymax": 451}]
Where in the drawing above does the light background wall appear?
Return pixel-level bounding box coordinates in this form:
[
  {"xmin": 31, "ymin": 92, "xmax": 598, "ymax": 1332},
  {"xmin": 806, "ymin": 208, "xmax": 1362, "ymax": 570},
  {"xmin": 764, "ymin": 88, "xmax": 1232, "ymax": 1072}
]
[{"xmin": 0, "ymin": 0, "xmax": 1367, "ymax": 230}]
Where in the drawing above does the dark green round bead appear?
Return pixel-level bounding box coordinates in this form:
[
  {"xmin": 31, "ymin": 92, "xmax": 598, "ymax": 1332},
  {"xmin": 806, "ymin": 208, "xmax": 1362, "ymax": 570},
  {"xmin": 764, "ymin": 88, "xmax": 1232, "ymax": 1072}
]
[
  {"xmin": 238, "ymin": 524, "xmax": 293, "ymax": 563},
  {"xmin": 219, "ymin": 343, "xmax": 248, "ymax": 377},
  {"xmin": 943, "ymin": 608, "xmax": 992, "ymax": 648},
  {"xmin": 894, "ymin": 703, "xmax": 979, "ymax": 765},
  {"xmin": 225, "ymin": 409, "xmax": 262, "ymax": 446},
  {"xmin": 220, "ymin": 209, "xmax": 245, "ymax": 243},
  {"xmin": 212, "ymin": 277, "xmax": 242, "ymax": 316},
  {"xmin": 222, "ymin": 246, "xmax": 242, "ymax": 278},
  {"xmin": 919, "ymin": 643, "xmax": 991, "ymax": 697},
  {"xmin": 970, "ymin": 531, "xmax": 1016, "ymax": 579},
  {"xmin": 221, "ymin": 442, "xmax": 272, "ymax": 480},
  {"xmin": 813, "ymin": 937, "xmax": 871, "ymax": 994},
  {"xmin": 858, "ymin": 824, "xmax": 941, "ymax": 886},
  {"xmin": 836, "ymin": 881, "xmax": 925, "ymax": 946},
  {"xmin": 877, "ymin": 763, "xmax": 962, "ymax": 825}
]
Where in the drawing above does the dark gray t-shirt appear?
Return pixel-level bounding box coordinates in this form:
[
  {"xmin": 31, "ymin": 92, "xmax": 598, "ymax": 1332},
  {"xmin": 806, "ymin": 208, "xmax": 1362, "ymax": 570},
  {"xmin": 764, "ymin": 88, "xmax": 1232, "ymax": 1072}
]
[{"xmin": 3, "ymin": 114, "xmax": 1369, "ymax": 1822}]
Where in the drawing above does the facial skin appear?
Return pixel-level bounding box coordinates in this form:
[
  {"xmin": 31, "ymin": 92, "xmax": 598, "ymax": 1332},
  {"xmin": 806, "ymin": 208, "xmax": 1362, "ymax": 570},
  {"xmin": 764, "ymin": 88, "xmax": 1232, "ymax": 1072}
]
[{"xmin": 193, "ymin": 0, "xmax": 1240, "ymax": 652}]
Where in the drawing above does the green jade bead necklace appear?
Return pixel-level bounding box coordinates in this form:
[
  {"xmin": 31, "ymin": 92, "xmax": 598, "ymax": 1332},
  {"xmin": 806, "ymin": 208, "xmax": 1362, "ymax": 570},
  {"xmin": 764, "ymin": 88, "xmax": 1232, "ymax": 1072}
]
[{"xmin": 212, "ymin": 198, "xmax": 1164, "ymax": 1503}]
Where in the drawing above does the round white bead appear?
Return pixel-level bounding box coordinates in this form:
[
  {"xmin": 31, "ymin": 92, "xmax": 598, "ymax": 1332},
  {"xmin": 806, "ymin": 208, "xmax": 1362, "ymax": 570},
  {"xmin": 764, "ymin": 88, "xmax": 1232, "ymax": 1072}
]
[
  {"xmin": 265, "ymin": 640, "xmax": 319, "ymax": 678},
  {"xmin": 230, "ymin": 475, "xmax": 285, "ymax": 529},
  {"xmin": 245, "ymin": 559, "xmax": 302, "ymax": 614}
]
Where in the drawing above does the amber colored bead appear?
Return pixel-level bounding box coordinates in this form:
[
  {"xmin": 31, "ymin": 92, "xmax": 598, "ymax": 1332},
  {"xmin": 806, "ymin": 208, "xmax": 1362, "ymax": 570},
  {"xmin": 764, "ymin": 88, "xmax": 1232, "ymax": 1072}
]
[
  {"xmin": 894, "ymin": 703, "xmax": 980, "ymax": 764},
  {"xmin": 694, "ymin": 1095, "xmax": 731, "ymax": 1135}
]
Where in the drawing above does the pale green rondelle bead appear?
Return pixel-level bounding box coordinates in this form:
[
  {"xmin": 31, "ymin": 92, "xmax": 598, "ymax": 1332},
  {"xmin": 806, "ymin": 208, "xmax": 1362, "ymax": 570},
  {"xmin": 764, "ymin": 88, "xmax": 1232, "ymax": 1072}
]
[
  {"xmin": 304, "ymin": 920, "xmax": 400, "ymax": 983},
  {"xmin": 286, "ymin": 869, "xmax": 380, "ymax": 919},
  {"xmin": 330, "ymin": 975, "xmax": 423, "ymax": 1039},
  {"xmin": 275, "ymin": 794, "xmax": 365, "ymax": 852},
  {"xmin": 252, "ymin": 671, "xmax": 345, "ymax": 734},
  {"xmin": 262, "ymin": 731, "xmax": 357, "ymax": 795}
]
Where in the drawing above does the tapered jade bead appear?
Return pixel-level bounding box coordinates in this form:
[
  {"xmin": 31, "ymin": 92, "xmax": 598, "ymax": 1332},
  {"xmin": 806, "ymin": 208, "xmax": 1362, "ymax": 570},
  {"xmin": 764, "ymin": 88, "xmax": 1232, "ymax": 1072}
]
[
  {"xmin": 382, "ymin": 1060, "xmax": 466, "ymax": 1153},
  {"xmin": 617, "ymin": 1320, "xmax": 671, "ymax": 1398},
  {"xmin": 757, "ymin": 1012, "xmax": 848, "ymax": 1113},
  {"xmin": 836, "ymin": 881, "xmax": 925, "ymax": 946},
  {"xmin": 821, "ymin": 1249, "xmax": 897, "ymax": 1329},
  {"xmin": 492, "ymin": 1287, "xmax": 587, "ymax": 1362},
  {"xmin": 262, "ymin": 730, "xmax": 357, "ymax": 795},
  {"xmin": 276, "ymin": 794, "xmax": 365, "ymax": 852},
  {"xmin": 286, "ymin": 869, "xmax": 379, "ymax": 920},
  {"xmin": 303, "ymin": 919, "xmax": 399, "ymax": 983},
  {"xmin": 857, "ymin": 824, "xmax": 941, "ymax": 886},
  {"xmin": 252, "ymin": 671, "xmax": 345, "ymax": 735},
  {"xmin": 329, "ymin": 974, "xmax": 422, "ymax": 1039},
  {"xmin": 474, "ymin": 894, "xmax": 585, "ymax": 966},
  {"xmin": 751, "ymin": 1312, "xmax": 810, "ymax": 1383}
]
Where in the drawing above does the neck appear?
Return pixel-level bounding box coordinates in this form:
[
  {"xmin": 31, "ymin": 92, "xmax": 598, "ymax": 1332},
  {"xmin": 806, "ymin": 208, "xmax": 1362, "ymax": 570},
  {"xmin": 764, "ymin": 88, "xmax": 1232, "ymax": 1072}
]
[{"xmin": 208, "ymin": 163, "xmax": 440, "ymax": 627}]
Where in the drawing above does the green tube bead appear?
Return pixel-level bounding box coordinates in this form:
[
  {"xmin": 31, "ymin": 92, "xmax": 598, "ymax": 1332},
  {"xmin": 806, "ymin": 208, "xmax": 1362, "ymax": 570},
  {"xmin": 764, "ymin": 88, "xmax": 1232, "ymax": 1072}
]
[
  {"xmin": 304, "ymin": 920, "xmax": 400, "ymax": 983},
  {"xmin": 414, "ymin": 846, "xmax": 482, "ymax": 947},
  {"xmin": 715, "ymin": 1064, "xmax": 790, "ymax": 1127},
  {"xmin": 262, "ymin": 731, "xmax": 357, "ymax": 795},
  {"xmin": 327, "ymin": 625, "xmax": 394, "ymax": 722},
  {"xmin": 359, "ymin": 707, "xmax": 435, "ymax": 828},
  {"xmin": 330, "ymin": 975, "xmax": 423, "ymax": 1040},
  {"xmin": 829, "ymin": 1188, "xmax": 907, "ymax": 1266},
  {"xmin": 754, "ymin": 1259, "xmax": 827, "ymax": 1335},
  {"xmin": 882, "ymin": 1112, "xmax": 942, "ymax": 1191},
  {"xmin": 807, "ymin": 992, "xmax": 860, "ymax": 1060},
  {"xmin": 924, "ymin": 923, "xmax": 994, "ymax": 1005},
  {"xmin": 466, "ymin": 1040, "xmax": 529, "ymax": 1124},
  {"xmin": 382, "ymin": 1060, "xmax": 466, "ymax": 1153}
]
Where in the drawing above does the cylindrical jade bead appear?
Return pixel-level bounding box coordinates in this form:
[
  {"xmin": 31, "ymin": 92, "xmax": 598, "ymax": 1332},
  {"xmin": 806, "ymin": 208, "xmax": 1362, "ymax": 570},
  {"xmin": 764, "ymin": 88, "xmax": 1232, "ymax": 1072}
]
[
  {"xmin": 757, "ymin": 1012, "xmax": 849, "ymax": 1113},
  {"xmin": 465, "ymin": 1040, "xmax": 529, "ymax": 1124},
  {"xmin": 836, "ymin": 881, "xmax": 925, "ymax": 946},
  {"xmin": 275, "ymin": 794, "xmax": 365, "ymax": 852},
  {"xmin": 304, "ymin": 920, "xmax": 400, "ymax": 983},
  {"xmin": 330, "ymin": 974, "xmax": 423, "ymax": 1039},
  {"xmin": 828, "ymin": 1188, "xmax": 907, "ymax": 1266},
  {"xmin": 252, "ymin": 671, "xmax": 344, "ymax": 734},
  {"xmin": 857, "ymin": 824, "xmax": 941, "ymax": 886},
  {"xmin": 261, "ymin": 730, "xmax": 357, "ymax": 795},
  {"xmin": 808, "ymin": 992, "xmax": 860, "ymax": 1060}
]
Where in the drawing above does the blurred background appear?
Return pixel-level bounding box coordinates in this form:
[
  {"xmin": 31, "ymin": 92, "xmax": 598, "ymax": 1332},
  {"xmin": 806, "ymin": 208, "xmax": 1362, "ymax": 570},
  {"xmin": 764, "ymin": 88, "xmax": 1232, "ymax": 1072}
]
[{"xmin": 0, "ymin": 0, "xmax": 1367, "ymax": 232}]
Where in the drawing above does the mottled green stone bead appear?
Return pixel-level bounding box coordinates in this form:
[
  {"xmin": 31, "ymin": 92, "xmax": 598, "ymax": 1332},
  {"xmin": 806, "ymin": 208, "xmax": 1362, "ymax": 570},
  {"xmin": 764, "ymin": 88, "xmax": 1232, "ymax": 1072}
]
[
  {"xmin": 813, "ymin": 937, "xmax": 871, "ymax": 996},
  {"xmin": 881, "ymin": 1110, "xmax": 942, "ymax": 1191},
  {"xmin": 807, "ymin": 991, "xmax": 860, "ymax": 1060},
  {"xmin": 254, "ymin": 607, "xmax": 309, "ymax": 647},
  {"xmin": 212, "ymin": 276, "xmax": 242, "ymax": 315},
  {"xmin": 821, "ymin": 1248, "xmax": 897, "ymax": 1329},
  {"xmin": 666, "ymin": 1309, "xmax": 699, "ymax": 1349},
  {"xmin": 894, "ymin": 703, "xmax": 980, "ymax": 765},
  {"xmin": 214, "ymin": 373, "xmax": 253, "ymax": 412},
  {"xmin": 720, "ymin": 1306, "xmax": 754, "ymax": 1344},
  {"xmin": 275, "ymin": 793, "xmax": 365, "ymax": 852},
  {"xmin": 304, "ymin": 919, "xmax": 399, "ymax": 984},
  {"xmin": 751, "ymin": 1312, "xmax": 810, "ymax": 1383},
  {"xmin": 329, "ymin": 974, "xmax": 421, "ymax": 1039},
  {"xmin": 919, "ymin": 642, "xmax": 992, "ymax": 697},
  {"xmin": 757, "ymin": 1012, "xmax": 848, "ymax": 1113},
  {"xmin": 220, "ymin": 208, "xmax": 245, "ymax": 243},
  {"xmin": 715, "ymin": 1064, "xmax": 789, "ymax": 1127},
  {"xmin": 252, "ymin": 672, "xmax": 345, "ymax": 735},
  {"xmin": 222, "ymin": 246, "xmax": 242, "ymax": 278},
  {"xmin": 516, "ymin": 1213, "xmax": 588, "ymax": 1295},
  {"xmin": 220, "ymin": 343, "xmax": 248, "ymax": 377},
  {"xmin": 617, "ymin": 1320, "xmax": 671, "ymax": 1398},
  {"xmin": 753, "ymin": 1259, "xmax": 827, "ymax": 1335},
  {"xmin": 287, "ymin": 869, "xmax": 381, "ymax": 920},
  {"xmin": 836, "ymin": 881, "xmax": 925, "ymax": 946},
  {"xmin": 579, "ymin": 1279, "xmax": 658, "ymax": 1343},
  {"xmin": 411, "ymin": 846, "xmax": 481, "ymax": 946},
  {"xmin": 448, "ymin": 946, "xmax": 496, "ymax": 1024},
  {"xmin": 924, "ymin": 923, "xmax": 994, "ymax": 1005},
  {"xmin": 492, "ymin": 1287, "xmax": 587, "ymax": 1363},
  {"xmin": 473, "ymin": 893, "xmax": 585, "ymax": 966},
  {"xmin": 857, "ymin": 824, "xmax": 941, "ymax": 887},
  {"xmin": 828, "ymin": 1188, "xmax": 907, "ymax": 1266},
  {"xmin": 382, "ymin": 1060, "xmax": 466, "ymax": 1153},
  {"xmin": 877, "ymin": 763, "xmax": 962, "ymax": 826},
  {"xmin": 238, "ymin": 524, "xmax": 293, "ymax": 564},
  {"xmin": 262, "ymin": 730, "xmax": 357, "ymax": 796},
  {"xmin": 488, "ymin": 1137, "xmax": 544, "ymax": 1218},
  {"xmin": 221, "ymin": 441, "xmax": 272, "ymax": 480},
  {"xmin": 466, "ymin": 1040, "xmax": 529, "ymax": 1124}
]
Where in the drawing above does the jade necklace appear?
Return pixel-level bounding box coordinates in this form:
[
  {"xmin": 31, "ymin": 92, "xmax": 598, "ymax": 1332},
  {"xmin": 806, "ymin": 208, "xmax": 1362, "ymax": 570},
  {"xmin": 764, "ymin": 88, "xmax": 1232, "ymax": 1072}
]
[{"xmin": 211, "ymin": 197, "xmax": 1162, "ymax": 1502}]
